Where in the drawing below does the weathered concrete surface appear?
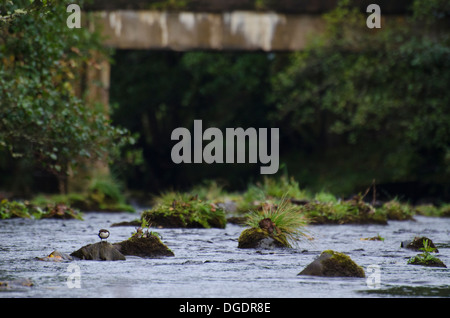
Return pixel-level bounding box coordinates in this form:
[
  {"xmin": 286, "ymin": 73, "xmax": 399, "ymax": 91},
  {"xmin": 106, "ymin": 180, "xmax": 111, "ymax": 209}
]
[
  {"xmin": 94, "ymin": 10, "xmax": 326, "ymax": 51},
  {"xmin": 85, "ymin": 0, "xmax": 412, "ymax": 14}
]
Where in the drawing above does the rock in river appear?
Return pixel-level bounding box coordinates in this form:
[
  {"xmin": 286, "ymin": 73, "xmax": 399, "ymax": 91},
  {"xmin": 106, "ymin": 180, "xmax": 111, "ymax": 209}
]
[
  {"xmin": 401, "ymin": 236, "xmax": 439, "ymax": 252},
  {"xmin": 0, "ymin": 278, "xmax": 33, "ymax": 290},
  {"xmin": 238, "ymin": 227, "xmax": 290, "ymax": 249},
  {"xmin": 298, "ymin": 250, "xmax": 365, "ymax": 278},
  {"xmin": 71, "ymin": 241, "xmax": 126, "ymax": 261},
  {"xmin": 37, "ymin": 250, "xmax": 73, "ymax": 262},
  {"xmin": 113, "ymin": 235, "xmax": 174, "ymax": 258}
]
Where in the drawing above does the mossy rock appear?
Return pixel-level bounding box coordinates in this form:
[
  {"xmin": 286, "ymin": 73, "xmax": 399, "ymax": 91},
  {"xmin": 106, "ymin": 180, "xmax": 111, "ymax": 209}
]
[
  {"xmin": 0, "ymin": 278, "xmax": 33, "ymax": 290},
  {"xmin": 380, "ymin": 200, "xmax": 415, "ymax": 220},
  {"xmin": 37, "ymin": 250, "xmax": 73, "ymax": 262},
  {"xmin": 298, "ymin": 250, "xmax": 365, "ymax": 278},
  {"xmin": 300, "ymin": 197, "xmax": 387, "ymax": 225},
  {"xmin": 70, "ymin": 241, "xmax": 126, "ymax": 261},
  {"xmin": 237, "ymin": 228, "xmax": 290, "ymax": 248},
  {"xmin": 0, "ymin": 199, "xmax": 82, "ymax": 220},
  {"xmin": 40, "ymin": 204, "xmax": 83, "ymax": 220},
  {"xmin": 226, "ymin": 215, "xmax": 248, "ymax": 225},
  {"xmin": 142, "ymin": 198, "xmax": 226, "ymax": 229},
  {"xmin": 111, "ymin": 219, "xmax": 142, "ymax": 227},
  {"xmin": 113, "ymin": 235, "xmax": 174, "ymax": 258},
  {"xmin": 439, "ymin": 204, "xmax": 450, "ymax": 217},
  {"xmin": 408, "ymin": 255, "xmax": 447, "ymax": 268},
  {"xmin": 70, "ymin": 193, "xmax": 134, "ymax": 212},
  {"xmin": 401, "ymin": 236, "xmax": 439, "ymax": 252}
]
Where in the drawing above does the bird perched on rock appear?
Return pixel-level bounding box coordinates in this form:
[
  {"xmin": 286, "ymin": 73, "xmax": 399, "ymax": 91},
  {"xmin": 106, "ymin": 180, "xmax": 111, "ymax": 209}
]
[{"xmin": 98, "ymin": 229, "xmax": 110, "ymax": 242}]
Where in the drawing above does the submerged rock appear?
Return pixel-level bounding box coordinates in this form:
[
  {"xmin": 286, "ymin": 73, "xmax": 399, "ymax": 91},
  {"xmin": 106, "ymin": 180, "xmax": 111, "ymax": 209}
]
[
  {"xmin": 113, "ymin": 235, "xmax": 174, "ymax": 258},
  {"xmin": 298, "ymin": 250, "xmax": 365, "ymax": 278},
  {"xmin": 401, "ymin": 236, "xmax": 439, "ymax": 252},
  {"xmin": 70, "ymin": 241, "xmax": 126, "ymax": 261},
  {"xmin": 0, "ymin": 278, "xmax": 33, "ymax": 290},
  {"xmin": 238, "ymin": 227, "xmax": 290, "ymax": 249},
  {"xmin": 37, "ymin": 250, "xmax": 73, "ymax": 262}
]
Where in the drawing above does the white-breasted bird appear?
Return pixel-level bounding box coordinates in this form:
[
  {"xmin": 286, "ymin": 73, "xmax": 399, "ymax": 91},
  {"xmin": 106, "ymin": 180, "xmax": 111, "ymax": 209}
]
[{"xmin": 98, "ymin": 229, "xmax": 110, "ymax": 242}]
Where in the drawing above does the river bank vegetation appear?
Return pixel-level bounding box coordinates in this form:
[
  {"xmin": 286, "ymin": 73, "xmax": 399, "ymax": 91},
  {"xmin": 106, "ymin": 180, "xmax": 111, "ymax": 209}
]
[
  {"xmin": 1, "ymin": 0, "xmax": 448, "ymax": 221},
  {"xmin": 1, "ymin": 176, "xmax": 450, "ymax": 223}
]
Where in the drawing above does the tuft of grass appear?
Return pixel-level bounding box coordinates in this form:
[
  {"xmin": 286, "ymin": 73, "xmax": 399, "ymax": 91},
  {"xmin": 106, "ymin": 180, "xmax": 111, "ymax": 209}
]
[
  {"xmin": 414, "ymin": 204, "xmax": 439, "ymax": 216},
  {"xmin": 143, "ymin": 193, "xmax": 227, "ymax": 229},
  {"xmin": 314, "ymin": 191, "xmax": 338, "ymax": 203},
  {"xmin": 379, "ymin": 199, "xmax": 414, "ymax": 220},
  {"xmin": 259, "ymin": 175, "xmax": 310, "ymax": 200},
  {"xmin": 300, "ymin": 195, "xmax": 387, "ymax": 224},
  {"xmin": 0, "ymin": 199, "xmax": 82, "ymax": 220},
  {"xmin": 439, "ymin": 204, "xmax": 450, "ymax": 217},
  {"xmin": 189, "ymin": 180, "xmax": 229, "ymax": 201},
  {"xmin": 408, "ymin": 239, "xmax": 446, "ymax": 267},
  {"xmin": 245, "ymin": 195, "xmax": 309, "ymax": 246},
  {"xmin": 235, "ymin": 176, "xmax": 310, "ymax": 214},
  {"xmin": 31, "ymin": 176, "xmax": 134, "ymax": 212}
]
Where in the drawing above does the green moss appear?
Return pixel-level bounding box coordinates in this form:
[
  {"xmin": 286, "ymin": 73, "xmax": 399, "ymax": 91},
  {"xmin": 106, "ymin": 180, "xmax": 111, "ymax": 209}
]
[
  {"xmin": 31, "ymin": 190, "xmax": 134, "ymax": 213},
  {"xmin": 234, "ymin": 176, "xmax": 310, "ymax": 214},
  {"xmin": 321, "ymin": 250, "xmax": 365, "ymax": 277},
  {"xmin": 259, "ymin": 176, "xmax": 309, "ymax": 200},
  {"xmin": 238, "ymin": 227, "xmax": 290, "ymax": 248},
  {"xmin": 406, "ymin": 238, "xmax": 446, "ymax": 267},
  {"xmin": 402, "ymin": 237, "xmax": 439, "ymax": 252},
  {"xmin": 300, "ymin": 196, "xmax": 387, "ymax": 225},
  {"xmin": 0, "ymin": 199, "xmax": 82, "ymax": 220},
  {"xmin": 114, "ymin": 235, "xmax": 174, "ymax": 258},
  {"xmin": 1, "ymin": 199, "xmax": 34, "ymax": 219},
  {"xmin": 439, "ymin": 204, "xmax": 450, "ymax": 217},
  {"xmin": 314, "ymin": 191, "xmax": 338, "ymax": 203},
  {"xmin": 407, "ymin": 254, "xmax": 446, "ymax": 267},
  {"xmin": 142, "ymin": 194, "xmax": 226, "ymax": 228},
  {"xmin": 30, "ymin": 176, "xmax": 134, "ymax": 213},
  {"xmin": 379, "ymin": 199, "xmax": 415, "ymax": 220}
]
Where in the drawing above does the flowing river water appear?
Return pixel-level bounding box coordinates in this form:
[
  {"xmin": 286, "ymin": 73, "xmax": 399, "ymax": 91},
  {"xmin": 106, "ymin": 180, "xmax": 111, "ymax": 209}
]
[{"xmin": 0, "ymin": 211, "xmax": 449, "ymax": 298}]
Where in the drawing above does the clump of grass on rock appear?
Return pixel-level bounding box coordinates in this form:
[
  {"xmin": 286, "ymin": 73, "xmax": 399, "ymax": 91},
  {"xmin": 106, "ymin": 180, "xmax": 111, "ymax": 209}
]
[
  {"xmin": 238, "ymin": 196, "xmax": 309, "ymax": 248},
  {"xmin": 407, "ymin": 239, "xmax": 446, "ymax": 268},
  {"xmin": 31, "ymin": 176, "xmax": 134, "ymax": 212},
  {"xmin": 379, "ymin": 199, "xmax": 415, "ymax": 220},
  {"xmin": 142, "ymin": 193, "xmax": 226, "ymax": 229},
  {"xmin": 299, "ymin": 195, "xmax": 387, "ymax": 225},
  {"xmin": 0, "ymin": 199, "xmax": 82, "ymax": 220}
]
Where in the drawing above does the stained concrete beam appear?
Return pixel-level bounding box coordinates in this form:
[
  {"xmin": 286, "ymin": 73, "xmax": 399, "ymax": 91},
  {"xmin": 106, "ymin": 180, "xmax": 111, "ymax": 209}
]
[
  {"xmin": 94, "ymin": 10, "xmax": 326, "ymax": 51},
  {"xmin": 85, "ymin": 0, "xmax": 413, "ymax": 14}
]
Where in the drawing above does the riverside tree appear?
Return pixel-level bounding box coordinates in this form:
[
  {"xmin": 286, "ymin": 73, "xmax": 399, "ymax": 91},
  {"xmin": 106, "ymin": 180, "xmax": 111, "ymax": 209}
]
[
  {"xmin": 271, "ymin": 0, "xmax": 450, "ymax": 191},
  {"xmin": 0, "ymin": 0, "xmax": 134, "ymax": 193}
]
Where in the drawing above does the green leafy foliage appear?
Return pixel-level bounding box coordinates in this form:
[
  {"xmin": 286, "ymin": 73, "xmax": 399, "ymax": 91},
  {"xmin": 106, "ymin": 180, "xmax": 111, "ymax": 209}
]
[
  {"xmin": 0, "ymin": 1, "xmax": 133, "ymax": 191},
  {"xmin": 271, "ymin": 0, "xmax": 450, "ymax": 191}
]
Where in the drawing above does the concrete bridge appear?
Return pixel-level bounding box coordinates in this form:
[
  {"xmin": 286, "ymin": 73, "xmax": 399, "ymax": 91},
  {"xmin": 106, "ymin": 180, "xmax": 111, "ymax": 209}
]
[
  {"xmin": 87, "ymin": 0, "xmax": 411, "ymax": 51},
  {"xmin": 81, "ymin": 0, "xmax": 412, "ymax": 108},
  {"xmin": 75, "ymin": 0, "xmax": 412, "ymax": 190},
  {"xmin": 81, "ymin": 0, "xmax": 412, "ymax": 132}
]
